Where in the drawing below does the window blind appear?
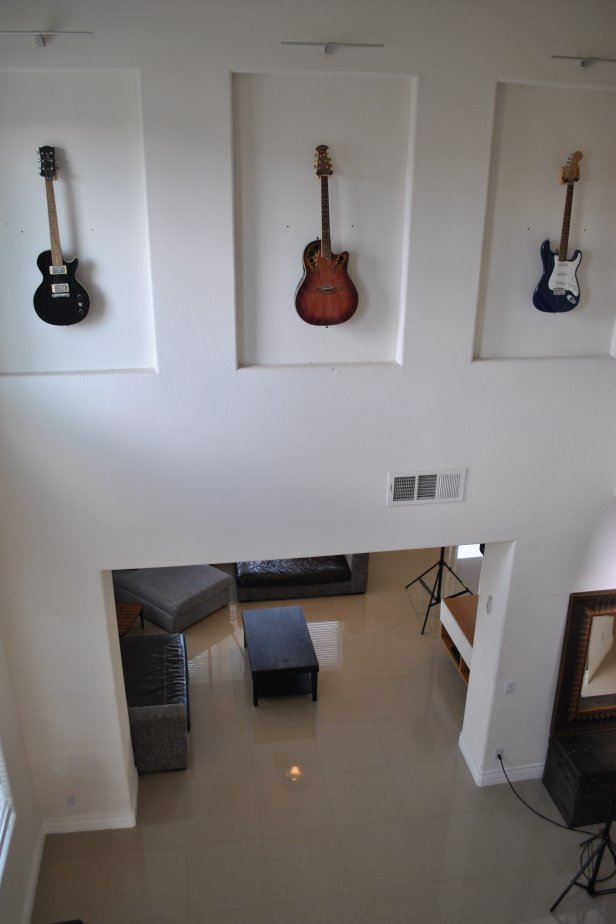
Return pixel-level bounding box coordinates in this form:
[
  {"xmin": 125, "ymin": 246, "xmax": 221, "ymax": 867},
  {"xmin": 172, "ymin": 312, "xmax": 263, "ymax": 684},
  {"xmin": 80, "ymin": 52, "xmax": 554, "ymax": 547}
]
[{"xmin": 0, "ymin": 746, "xmax": 14, "ymax": 877}]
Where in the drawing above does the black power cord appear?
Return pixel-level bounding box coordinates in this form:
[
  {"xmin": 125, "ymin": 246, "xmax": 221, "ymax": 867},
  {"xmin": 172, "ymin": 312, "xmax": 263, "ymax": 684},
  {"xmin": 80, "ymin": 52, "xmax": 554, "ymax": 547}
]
[
  {"xmin": 496, "ymin": 753, "xmax": 594, "ymax": 836},
  {"xmin": 497, "ymin": 753, "xmax": 616, "ymax": 887}
]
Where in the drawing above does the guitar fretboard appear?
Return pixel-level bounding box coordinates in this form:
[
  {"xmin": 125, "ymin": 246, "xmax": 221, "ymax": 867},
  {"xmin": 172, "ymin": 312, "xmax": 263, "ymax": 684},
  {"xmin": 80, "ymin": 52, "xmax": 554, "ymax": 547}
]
[
  {"xmin": 320, "ymin": 175, "xmax": 332, "ymax": 260},
  {"xmin": 557, "ymin": 182, "xmax": 575, "ymax": 263},
  {"xmin": 44, "ymin": 177, "xmax": 64, "ymax": 267}
]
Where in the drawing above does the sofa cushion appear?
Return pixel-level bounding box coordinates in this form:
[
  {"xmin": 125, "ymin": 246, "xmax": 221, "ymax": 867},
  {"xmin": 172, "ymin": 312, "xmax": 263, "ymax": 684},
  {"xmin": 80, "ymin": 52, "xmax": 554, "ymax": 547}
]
[
  {"xmin": 120, "ymin": 633, "xmax": 189, "ymax": 721},
  {"xmin": 236, "ymin": 556, "xmax": 351, "ymax": 589},
  {"xmin": 120, "ymin": 633, "xmax": 190, "ymax": 772}
]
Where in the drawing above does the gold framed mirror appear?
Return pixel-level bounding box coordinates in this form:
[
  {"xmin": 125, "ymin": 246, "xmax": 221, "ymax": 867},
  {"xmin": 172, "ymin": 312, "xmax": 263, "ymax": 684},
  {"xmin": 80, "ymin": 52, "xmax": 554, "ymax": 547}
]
[{"xmin": 551, "ymin": 589, "xmax": 616, "ymax": 736}]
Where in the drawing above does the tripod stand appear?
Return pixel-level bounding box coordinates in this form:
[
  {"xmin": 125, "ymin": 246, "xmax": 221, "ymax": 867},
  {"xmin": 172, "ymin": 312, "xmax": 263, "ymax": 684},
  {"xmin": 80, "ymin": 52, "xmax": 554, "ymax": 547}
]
[
  {"xmin": 550, "ymin": 792, "xmax": 616, "ymax": 912},
  {"xmin": 405, "ymin": 547, "xmax": 472, "ymax": 634}
]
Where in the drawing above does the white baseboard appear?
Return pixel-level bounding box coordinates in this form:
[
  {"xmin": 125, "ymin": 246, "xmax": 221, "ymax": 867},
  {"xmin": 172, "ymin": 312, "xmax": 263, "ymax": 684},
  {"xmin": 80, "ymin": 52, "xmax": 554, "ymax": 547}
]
[
  {"xmin": 458, "ymin": 732, "xmax": 545, "ymax": 786},
  {"xmin": 22, "ymin": 771, "xmax": 138, "ymax": 923},
  {"xmin": 43, "ymin": 809, "xmax": 137, "ymax": 834},
  {"xmin": 43, "ymin": 767, "xmax": 138, "ymax": 834}
]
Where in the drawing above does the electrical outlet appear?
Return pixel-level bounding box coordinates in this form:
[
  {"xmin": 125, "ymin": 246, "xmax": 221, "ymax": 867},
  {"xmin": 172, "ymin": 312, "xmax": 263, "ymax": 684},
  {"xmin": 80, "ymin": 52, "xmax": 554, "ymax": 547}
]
[{"xmin": 494, "ymin": 748, "xmax": 504, "ymax": 760}]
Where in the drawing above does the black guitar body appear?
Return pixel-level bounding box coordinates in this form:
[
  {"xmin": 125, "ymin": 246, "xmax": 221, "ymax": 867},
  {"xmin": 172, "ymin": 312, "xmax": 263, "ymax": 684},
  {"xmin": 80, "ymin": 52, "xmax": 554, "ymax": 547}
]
[
  {"xmin": 33, "ymin": 250, "xmax": 90, "ymax": 325},
  {"xmin": 532, "ymin": 239, "xmax": 581, "ymax": 314}
]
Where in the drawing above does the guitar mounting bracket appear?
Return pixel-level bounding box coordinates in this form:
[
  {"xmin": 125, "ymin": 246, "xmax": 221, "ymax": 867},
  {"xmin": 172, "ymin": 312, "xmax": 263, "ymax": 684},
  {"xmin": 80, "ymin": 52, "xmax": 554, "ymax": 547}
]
[
  {"xmin": 552, "ymin": 54, "xmax": 616, "ymax": 69},
  {"xmin": 281, "ymin": 41, "xmax": 384, "ymax": 56},
  {"xmin": 0, "ymin": 30, "xmax": 93, "ymax": 48}
]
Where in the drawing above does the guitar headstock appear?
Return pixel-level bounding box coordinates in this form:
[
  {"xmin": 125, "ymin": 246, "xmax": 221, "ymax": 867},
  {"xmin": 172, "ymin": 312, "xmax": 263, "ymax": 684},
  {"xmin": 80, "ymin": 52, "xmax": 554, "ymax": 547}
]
[
  {"xmin": 314, "ymin": 145, "xmax": 333, "ymax": 177},
  {"xmin": 38, "ymin": 145, "xmax": 57, "ymax": 179},
  {"xmin": 561, "ymin": 150, "xmax": 583, "ymax": 184}
]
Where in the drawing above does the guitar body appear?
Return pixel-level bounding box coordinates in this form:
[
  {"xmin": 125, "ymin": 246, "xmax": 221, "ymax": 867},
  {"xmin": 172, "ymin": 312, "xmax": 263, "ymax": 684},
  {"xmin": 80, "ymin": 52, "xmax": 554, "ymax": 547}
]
[
  {"xmin": 295, "ymin": 240, "xmax": 359, "ymax": 326},
  {"xmin": 34, "ymin": 250, "xmax": 90, "ymax": 325},
  {"xmin": 532, "ymin": 239, "xmax": 581, "ymax": 313}
]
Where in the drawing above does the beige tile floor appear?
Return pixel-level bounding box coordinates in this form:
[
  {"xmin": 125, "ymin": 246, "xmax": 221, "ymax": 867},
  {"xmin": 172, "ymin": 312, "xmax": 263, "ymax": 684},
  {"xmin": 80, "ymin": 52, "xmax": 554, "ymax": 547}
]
[{"xmin": 31, "ymin": 549, "xmax": 616, "ymax": 923}]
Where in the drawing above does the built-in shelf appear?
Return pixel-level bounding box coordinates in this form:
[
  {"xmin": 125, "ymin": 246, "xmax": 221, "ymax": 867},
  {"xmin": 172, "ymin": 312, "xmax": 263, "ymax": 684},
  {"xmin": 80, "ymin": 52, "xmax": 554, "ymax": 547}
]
[{"xmin": 439, "ymin": 594, "xmax": 478, "ymax": 684}]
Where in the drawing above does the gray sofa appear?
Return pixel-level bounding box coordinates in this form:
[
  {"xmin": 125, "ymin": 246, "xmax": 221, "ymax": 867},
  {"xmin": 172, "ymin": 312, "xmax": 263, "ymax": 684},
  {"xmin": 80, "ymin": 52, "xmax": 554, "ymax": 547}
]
[
  {"xmin": 235, "ymin": 553, "xmax": 369, "ymax": 602},
  {"xmin": 120, "ymin": 633, "xmax": 189, "ymax": 773},
  {"xmin": 112, "ymin": 564, "xmax": 233, "ymax": 633}
]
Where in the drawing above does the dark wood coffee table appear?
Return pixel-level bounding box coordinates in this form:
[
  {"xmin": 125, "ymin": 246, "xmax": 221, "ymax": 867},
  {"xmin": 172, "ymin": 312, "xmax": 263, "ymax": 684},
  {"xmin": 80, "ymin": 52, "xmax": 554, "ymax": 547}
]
[{"xmin": 242, "ymin": 605, "xmax": 319, "ymax": 706}]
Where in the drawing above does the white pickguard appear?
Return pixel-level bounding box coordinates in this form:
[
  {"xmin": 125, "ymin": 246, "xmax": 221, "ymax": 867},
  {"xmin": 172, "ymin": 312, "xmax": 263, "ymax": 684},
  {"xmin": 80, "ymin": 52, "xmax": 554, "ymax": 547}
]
[{"xmin": 548, "ymin": 254, "xmax": 581, "ymax": 296}]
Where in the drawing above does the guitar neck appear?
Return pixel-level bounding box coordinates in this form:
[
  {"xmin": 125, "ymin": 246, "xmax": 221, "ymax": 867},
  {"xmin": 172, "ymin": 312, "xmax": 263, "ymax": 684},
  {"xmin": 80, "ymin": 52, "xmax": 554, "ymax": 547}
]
[
  {"xmin": 320, "ymin": 175, "xmax": 332, "ymax": 259},
  {"xmin": 44, "ymin": 177, "xmax": 64, "ymax": 266},
  {"xmin": 557, "ymin": 183, "xmax": 575, "ymax": 262}
]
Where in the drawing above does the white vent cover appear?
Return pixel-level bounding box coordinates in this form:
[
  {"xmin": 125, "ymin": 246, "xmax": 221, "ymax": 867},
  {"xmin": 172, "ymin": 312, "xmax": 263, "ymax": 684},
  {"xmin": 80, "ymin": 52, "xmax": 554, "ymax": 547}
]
[{"xmin": 386, "ymin": 469, "xmax": 467, "ymax": 506}]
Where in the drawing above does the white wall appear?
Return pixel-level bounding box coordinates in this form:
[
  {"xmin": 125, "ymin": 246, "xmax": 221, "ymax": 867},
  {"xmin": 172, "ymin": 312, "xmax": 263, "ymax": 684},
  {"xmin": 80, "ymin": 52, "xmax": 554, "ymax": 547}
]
[
  {"xmin": 2, "ymin": 1, "xmax": 616, "ymax": 918},
  {"xmin": 0, "ymin": 626, "xmax": 43, "ymax": 924}
]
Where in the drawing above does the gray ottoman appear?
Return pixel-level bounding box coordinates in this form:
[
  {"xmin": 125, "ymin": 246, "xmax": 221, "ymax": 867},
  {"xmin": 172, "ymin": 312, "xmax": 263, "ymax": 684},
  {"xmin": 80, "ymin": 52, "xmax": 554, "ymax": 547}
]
[{"xmin": 112, "ymin": 564, "xmax": 233, "ymax": 632}]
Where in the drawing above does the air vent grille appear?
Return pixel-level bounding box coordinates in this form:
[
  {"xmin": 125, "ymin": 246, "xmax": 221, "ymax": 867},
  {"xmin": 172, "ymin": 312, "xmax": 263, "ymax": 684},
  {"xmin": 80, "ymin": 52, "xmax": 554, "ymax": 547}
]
[
  {"xmin": 392, "ymin": 475, "xmax": 416, "ymax": 503},
  {"xmin": 417, "ymin": 473, "xmax": 438, "ymax": 499},
  {"xmin": 387, "ymin": 469, "xmax": 466, "ymax": 506}
]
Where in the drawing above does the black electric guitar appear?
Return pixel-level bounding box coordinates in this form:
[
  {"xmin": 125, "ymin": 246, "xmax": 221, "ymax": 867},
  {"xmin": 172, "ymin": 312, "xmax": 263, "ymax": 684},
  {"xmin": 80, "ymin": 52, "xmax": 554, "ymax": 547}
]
[
  {"xmin": 33, "ymin": 146, "xmax": 89, "ymax": 325},
  {"xmin": 532, "ymin": 150, "xmax": 583, "ymax": 313},
  {"xmin": 295, "ymin": 145, "xmax": 358, "ymax": 326}
]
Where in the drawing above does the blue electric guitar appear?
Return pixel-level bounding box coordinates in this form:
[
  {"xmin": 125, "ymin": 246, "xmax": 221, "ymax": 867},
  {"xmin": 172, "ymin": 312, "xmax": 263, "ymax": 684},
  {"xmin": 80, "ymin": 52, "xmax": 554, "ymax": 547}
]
[{"xmin": 533, "ymin": 150, "xmax": 583, "ymax": 313}]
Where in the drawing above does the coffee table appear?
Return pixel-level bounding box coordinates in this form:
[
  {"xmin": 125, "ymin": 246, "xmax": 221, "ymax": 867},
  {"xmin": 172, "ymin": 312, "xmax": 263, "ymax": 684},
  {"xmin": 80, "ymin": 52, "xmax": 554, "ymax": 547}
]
[{"xmin": 242, "ymin": 605, "xmax": 319, "ymax": 706}]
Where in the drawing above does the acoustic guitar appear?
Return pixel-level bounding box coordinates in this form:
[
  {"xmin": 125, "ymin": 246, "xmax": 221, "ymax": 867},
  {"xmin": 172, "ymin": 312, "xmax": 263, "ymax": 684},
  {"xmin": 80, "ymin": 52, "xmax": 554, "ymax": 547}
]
[
  {"xmin": 33, "ymin": 145, "xmax": 90, "ymax": 325},
  {"xmin": 532, "ymin": 150, "xmax": 583, "ymax": 313},
  {"xmin": 295, "ymin": 145, "xmax": 358, "ymax": 326}
]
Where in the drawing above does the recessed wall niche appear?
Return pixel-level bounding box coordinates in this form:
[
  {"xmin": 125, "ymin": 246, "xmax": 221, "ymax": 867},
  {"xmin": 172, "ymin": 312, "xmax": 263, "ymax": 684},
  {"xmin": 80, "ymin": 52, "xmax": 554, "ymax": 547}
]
[
  {"xmin": 475, "ymin": 81, "xmax": 616, "ymax": 360},
  {"xmin": 0, "ymin": 69, "xmax": 156, "ymax": 374},
  {"xmin": 232, "ymin": 72, "xmax": 415, "ymax": 367}
]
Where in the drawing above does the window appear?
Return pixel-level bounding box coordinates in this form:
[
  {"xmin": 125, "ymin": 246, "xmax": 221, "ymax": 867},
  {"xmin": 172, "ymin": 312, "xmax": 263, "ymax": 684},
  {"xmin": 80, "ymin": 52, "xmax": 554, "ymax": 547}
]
[
  {"xmin": 0, "ymin": 744, "xmax": 14, "ymax": 881},
  {"xmin": 457, "ymin": 544, "xmax": 482, "ymax": 559}
]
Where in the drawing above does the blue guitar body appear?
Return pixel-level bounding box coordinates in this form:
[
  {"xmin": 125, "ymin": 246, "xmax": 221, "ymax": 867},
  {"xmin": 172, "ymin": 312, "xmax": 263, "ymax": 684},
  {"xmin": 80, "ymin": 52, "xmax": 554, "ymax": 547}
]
[{"xmin": 532, "ymin": 239, "xmax": 581, "ymax": 314}]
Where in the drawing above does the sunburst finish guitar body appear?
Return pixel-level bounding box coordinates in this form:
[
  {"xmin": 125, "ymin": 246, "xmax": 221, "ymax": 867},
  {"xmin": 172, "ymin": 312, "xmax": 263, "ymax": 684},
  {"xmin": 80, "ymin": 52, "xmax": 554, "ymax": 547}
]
[
  {"xmin": 295, "ymin": 238, "xmax": 358, "ymax": 326},
  {"xmin": 295, "ymin": 145, "xmax": 358, "ymax": 326}
]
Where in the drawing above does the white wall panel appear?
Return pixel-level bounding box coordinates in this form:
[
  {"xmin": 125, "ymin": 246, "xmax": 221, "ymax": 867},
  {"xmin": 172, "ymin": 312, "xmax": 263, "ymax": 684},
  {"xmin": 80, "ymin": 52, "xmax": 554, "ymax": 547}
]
[
  {"xmin": 0, "ymin": 69, "xmax": 156, "ymax": 373},
  {"xmin": 476, "ymin": 81, "xmax": 616, "ymax": 358},
  {"xmin": 233, "ymin": 72, "xmax": 414, "ymax": 365}
]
